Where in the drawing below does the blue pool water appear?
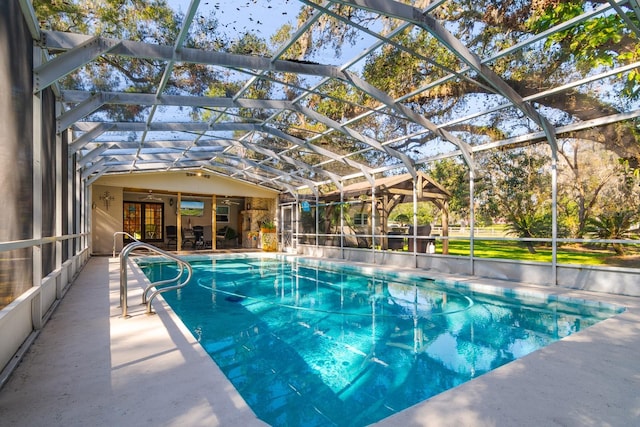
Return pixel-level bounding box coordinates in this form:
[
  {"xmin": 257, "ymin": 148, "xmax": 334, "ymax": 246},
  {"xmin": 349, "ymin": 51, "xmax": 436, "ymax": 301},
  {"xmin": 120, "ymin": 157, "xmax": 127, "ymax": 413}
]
[{"xmin": 137, "ymin": 255, "xmax": 623, "ymax": 426}]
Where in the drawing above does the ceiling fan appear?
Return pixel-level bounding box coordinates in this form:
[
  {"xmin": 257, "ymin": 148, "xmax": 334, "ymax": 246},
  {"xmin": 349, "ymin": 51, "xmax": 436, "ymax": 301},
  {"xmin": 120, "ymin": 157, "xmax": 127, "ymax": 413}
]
[
  {"xmin": 139, "ymin": 191, "xmax": 163, "ymax": 202},
  {"xmin": 220, "ymin": 198, "xmax": 240, "ymax": 206}
]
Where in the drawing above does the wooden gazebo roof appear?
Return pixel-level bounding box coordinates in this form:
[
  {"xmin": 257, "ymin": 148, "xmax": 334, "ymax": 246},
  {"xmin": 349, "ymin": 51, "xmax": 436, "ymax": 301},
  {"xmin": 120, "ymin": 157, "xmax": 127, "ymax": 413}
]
[{"xmin": 322, "ymin": 172, "xmax": 451, "ymax": 203}]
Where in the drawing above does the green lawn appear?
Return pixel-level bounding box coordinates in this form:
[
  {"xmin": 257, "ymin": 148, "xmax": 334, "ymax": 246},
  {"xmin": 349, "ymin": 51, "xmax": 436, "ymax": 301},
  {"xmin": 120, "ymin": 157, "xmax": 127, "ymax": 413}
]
[
  {"xmin": 442, "ymin": 239, "xmax": 637, "ymax": 267},
  {"xmin": 388, "ymin": 234, "xmax": 640, "ymax": 268}
]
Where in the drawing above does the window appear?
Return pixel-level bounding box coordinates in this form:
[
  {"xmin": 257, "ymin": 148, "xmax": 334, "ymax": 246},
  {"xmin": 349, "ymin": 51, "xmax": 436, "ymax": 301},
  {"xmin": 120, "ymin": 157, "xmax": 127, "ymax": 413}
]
[
  {"xmin": 216, "ymin": 205, "xmax": 229, "ymax": 223},
  {"xmin": 354, "ymin": 213, "xmax": 368, "ymax": 226}
]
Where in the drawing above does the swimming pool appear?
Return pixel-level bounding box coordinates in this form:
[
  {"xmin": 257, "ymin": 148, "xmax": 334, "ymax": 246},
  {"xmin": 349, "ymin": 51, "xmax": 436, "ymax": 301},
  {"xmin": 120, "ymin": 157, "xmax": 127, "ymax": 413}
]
[{"xmin": 137, "ymin": 255, "xmax": 624, "ymax": 426}]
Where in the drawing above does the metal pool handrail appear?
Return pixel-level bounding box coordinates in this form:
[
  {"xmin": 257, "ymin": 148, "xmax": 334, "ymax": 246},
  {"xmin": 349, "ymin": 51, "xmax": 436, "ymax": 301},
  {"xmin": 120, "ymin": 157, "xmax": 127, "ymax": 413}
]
[
  {"xmin": 113, "ymin": 231, "xmax": 139, "ymax": 258},
  {"xmin": 119, "ymin": 241, "xmax": 192, "ymax": 317}
]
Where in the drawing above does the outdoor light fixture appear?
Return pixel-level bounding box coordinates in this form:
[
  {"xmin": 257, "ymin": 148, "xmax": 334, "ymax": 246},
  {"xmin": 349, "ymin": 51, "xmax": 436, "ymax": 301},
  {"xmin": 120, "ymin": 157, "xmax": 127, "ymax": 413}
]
[{"xmin": 186, "ymin": 172, "xmax": 210, "ymax": 179}]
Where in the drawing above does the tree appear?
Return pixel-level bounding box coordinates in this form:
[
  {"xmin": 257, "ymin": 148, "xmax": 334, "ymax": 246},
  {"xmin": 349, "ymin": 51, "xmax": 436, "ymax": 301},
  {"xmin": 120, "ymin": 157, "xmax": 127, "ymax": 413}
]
[
  {"xmin": 392, "ymin": 213, "xmax": 410, "ymax": 226},
  {"xmin": 34, "ymin": 0, "xmax": 234, "ymax": 120},
  {"xmin": 302, "ymin": 1, "xmax": 640, "ymax": 165},
  {"xmin": 556, "ymin": 139, "xmax": 624, "ymax": 238},
  {"xmin": 586, "ymin": 211, "xmax": 639, "ymax": 255},
  {"xmin": 525, "ymin": 0, "xmax": 640, "ymax": 167},
  {"xmin": 426, "ymin": 159, "xmax": 469, "ymax": 224},
  {"xmin": 477, "ymin": 148, "xmax": 553, "ymax": 253},
  {"xmin": 584, "ymin": 157, "xmax": 640, "ymax": 254},
  {"xmin": 298, "ymin": 0, "xmax": 640, "ymax": 250},
  {"xmin": 389, "ymin": 202, "xmax": 435, "ymax": 226},
  {"xmin": 37, "ymin": 0, "xmax": 640, "ymax": 242}
]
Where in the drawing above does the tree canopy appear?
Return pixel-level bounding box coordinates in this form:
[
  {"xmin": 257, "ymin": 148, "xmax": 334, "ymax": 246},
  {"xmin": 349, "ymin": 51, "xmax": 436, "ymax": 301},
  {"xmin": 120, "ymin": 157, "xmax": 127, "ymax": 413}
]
[{"xmin": 32, "ymin": 0, "xmax": 640, "ymax": 243}]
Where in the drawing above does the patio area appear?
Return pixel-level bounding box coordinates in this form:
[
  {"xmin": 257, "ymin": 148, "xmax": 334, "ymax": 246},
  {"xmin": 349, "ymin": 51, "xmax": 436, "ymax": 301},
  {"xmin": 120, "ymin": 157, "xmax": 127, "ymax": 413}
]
[{"xmin": 0, "ymin": 256, "xmax": 638, "ymax": 426}]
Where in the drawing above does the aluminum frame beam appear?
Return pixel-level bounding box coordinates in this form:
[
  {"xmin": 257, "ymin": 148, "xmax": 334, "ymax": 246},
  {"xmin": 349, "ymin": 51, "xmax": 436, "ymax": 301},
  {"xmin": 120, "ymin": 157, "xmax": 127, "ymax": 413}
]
[
  {"xmin": 215, "ymin": 136, "xmax": 344, "ymax": 189},
  {"xmin": 74, "ymin": 121, "xmax": 373, "ymax": 174},
  {"xmin": 34, "ymin": 35, "xmax": 121, "ymax": 92},
  {"xmin": 293, "ymin": 104, "xmax": 417, "ymax": 177},
  {"xmin": 61, "ymin": 90, "xmax": 292, "ymax": 110},
  {"xmin": 343, "ymin": 70, "xmax": 477, "ymax": 171},
  {"xmin": 25, "ymin": 0, "xmax": 636, "ymax": 197},
  {"xmin": 333, "ymin": 0, "xmax": 558, "ymax": 153},
  {"xmin": 69, "ymin": 123, "xmax": 115, "ymax": 155},
  {"xmin": 41, "ymin": 30, "xmax": 345, "ymax": 80},
  {"xmin": 57, "ymin": 92, "xmax": 113, "ymax": 132}
]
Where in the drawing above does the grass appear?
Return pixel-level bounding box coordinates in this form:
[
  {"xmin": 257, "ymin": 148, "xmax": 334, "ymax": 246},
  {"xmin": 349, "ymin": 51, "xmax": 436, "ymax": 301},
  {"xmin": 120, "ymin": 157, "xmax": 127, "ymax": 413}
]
[
  {"xmin": 386, "ymin": 229, "xmax": 640, "ymax": 268},
  {"xmin": 441, "ymin": 239, "xmax": 640, "ymax": 267}
]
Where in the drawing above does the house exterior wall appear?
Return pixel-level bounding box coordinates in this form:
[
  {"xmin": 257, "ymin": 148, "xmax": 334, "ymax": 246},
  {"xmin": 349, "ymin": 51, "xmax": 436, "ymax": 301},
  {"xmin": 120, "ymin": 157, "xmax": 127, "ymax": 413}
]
[
  {"xmin": 91, "ymin": 172, "xmax": 279, "ymax": 254},
  {"xmin": 91, "ymin": 185, "xmax": 124, "ymax": 255}
]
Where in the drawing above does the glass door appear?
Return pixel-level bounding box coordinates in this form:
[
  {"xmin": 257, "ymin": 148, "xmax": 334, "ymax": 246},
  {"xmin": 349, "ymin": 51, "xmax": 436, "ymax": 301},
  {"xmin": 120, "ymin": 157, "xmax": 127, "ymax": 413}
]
[
  {"xmin": 123, "ymin": 202, "xmax": 164, "ymax": 242},
  {"xmin": 144, "ymin": 203, "xmax": 163, "ymax": 241},
  {"xmin": 124, "ymin": 202, "xmax": 142, "ymax": 240}
]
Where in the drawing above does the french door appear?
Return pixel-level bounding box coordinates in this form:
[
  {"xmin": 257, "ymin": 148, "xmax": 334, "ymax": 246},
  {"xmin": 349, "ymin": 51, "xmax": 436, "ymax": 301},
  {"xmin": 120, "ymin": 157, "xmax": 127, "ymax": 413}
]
[{"xmin": 123, "ymin": 202, "xmax": 164, "ymax": 242}]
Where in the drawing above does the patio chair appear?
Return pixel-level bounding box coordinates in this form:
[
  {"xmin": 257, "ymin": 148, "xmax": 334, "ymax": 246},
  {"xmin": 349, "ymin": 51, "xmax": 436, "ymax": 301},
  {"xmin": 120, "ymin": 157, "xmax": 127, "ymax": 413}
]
[
  {"xmin": 408, "ymin": 225, "xmax": 432, "ymax": 253},
  {"xmin": 145, "ymin": 224, "xmax": 157, "ymax": 240},
  {"xmin": 166, "ymin": 225, "xmax": 177, "ymax": 248},
  {"xmin": 216, "ymin": 226, "xmax": 237, "ymax": 249},
  {"xmin": 182, "ymin": 227, "xmax": 196, "ymax": 249},
  {"xmin": 193, "ymin": 225, "xmax": 204, "ymax": 249}
]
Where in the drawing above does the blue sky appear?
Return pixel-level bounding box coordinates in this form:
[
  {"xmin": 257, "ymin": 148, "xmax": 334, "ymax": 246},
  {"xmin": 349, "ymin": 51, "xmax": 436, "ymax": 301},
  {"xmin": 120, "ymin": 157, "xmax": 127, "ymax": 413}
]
[{"xmin": 168, "ymin": 0, "xmax": 298, "ymax": 40}]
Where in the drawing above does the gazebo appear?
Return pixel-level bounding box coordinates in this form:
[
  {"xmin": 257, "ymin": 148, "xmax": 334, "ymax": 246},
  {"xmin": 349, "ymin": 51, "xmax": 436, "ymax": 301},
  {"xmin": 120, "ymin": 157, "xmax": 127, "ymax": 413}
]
[{"xmin": 319, "ymin": 172, "xmax": 452, "ymax": 252}]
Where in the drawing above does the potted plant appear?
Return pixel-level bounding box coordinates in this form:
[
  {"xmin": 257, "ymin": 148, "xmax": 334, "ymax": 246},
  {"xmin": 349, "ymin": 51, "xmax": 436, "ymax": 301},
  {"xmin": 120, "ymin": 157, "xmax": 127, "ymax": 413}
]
[
  {"xmin": 260, "ymin": 219, "xmax": 276, "ymax": 232},
  {"xmin": 260, "ymin": 219, "xmax": 277, "ymax": 251}
]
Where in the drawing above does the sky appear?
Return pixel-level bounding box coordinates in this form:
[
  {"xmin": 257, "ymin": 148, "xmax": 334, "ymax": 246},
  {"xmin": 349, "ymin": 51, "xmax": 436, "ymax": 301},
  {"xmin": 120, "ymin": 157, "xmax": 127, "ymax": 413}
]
[{"xmin": 168, "ymin": 0, "xmax": 298, "ymax": 41}]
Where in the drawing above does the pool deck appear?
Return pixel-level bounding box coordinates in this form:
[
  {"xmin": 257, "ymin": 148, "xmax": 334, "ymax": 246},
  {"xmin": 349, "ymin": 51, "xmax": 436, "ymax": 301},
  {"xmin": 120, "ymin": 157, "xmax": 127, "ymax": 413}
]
[{"xmin": 0, "ymin": 255, "xmax": 639, "ymax": 426}]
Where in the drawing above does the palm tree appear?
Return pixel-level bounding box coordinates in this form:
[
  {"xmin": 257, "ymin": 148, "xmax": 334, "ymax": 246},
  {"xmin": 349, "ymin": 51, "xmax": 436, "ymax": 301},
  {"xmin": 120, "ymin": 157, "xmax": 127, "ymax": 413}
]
[{"xmin": 586, "ymin": 211, "xmax": 639, "ymax": 255}]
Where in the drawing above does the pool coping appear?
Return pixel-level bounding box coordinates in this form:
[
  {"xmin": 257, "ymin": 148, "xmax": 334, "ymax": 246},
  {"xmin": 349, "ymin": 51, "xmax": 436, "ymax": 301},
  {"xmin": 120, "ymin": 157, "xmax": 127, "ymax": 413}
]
[{"xmin": 0, "ymin": 255, "xmax": 638, "ymax": 426}]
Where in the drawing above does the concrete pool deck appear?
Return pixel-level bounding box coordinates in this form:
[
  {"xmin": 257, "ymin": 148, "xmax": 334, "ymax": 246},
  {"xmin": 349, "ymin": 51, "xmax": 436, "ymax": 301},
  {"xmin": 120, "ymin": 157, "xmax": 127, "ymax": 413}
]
[{"xmin": 0, "ymin": 255, "xmax": 638, "ymax": 426}]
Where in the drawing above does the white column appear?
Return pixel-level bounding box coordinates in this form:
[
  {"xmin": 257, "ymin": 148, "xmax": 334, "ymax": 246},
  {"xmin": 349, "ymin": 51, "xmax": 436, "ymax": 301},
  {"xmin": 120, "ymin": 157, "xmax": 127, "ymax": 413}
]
[
  {"xmin": 295, "ymin": 194, "xmax": 299, "ymax": 253},
  {"xmin": 32, "ymin": 47, "xmax": 43, "ymax": 330},
  {"xmin": 340, "ymin": 185, "xmax": 344, "ymax": 259},
  {"xmin": 469, "ymin": 169, "xmax": 475, "ymax": 275},
  {"xmin": 551, "ymin": 150, "xmax": 558, "ymax": 285},
  {"xmin": 315, "ymin": 191, "xmax": 319, "ymax": 249},
  {"xmin": 55, "ymin": 102, "xmax": 62, "ymax": 270},
  {"xmin": 67, "ymin": 129, "xmax": 74, "ymax": 261},
  {"xmin": 371, "ymin": 183, "xmax": 376, "ymax": 258},
  {"xmin": 177, "ymin": 193, "xmax": 182, "ymax": 250},
  {"xmin": 412, "ymin": 178, "xmax": 418, "ymax": 267},
  {"xmin": 212, "ymin": 195, "xmax": 217, "ymax": 250}
]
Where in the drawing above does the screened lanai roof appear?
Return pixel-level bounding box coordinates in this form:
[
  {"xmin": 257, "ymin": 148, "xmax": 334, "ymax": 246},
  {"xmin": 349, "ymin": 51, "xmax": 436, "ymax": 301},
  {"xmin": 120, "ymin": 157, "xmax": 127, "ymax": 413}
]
[{"xmin": 21, "ymin": 0, "xmax": 640, "ymax": 195}]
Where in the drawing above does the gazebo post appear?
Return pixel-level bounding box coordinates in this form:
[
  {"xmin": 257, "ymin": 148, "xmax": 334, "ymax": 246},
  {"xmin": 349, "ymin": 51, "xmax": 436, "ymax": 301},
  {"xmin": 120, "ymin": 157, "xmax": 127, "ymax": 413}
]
[
  {"xmin": 212, "ymin": 195, "xmax": 217, "ymax": 250},
  {"xmin": 381, "ymin": 194, "xmax": 389, "ymax": 250},
  {"xmin": 319, "ymin": 172, "xmax": 451, "ymax": 258}
]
